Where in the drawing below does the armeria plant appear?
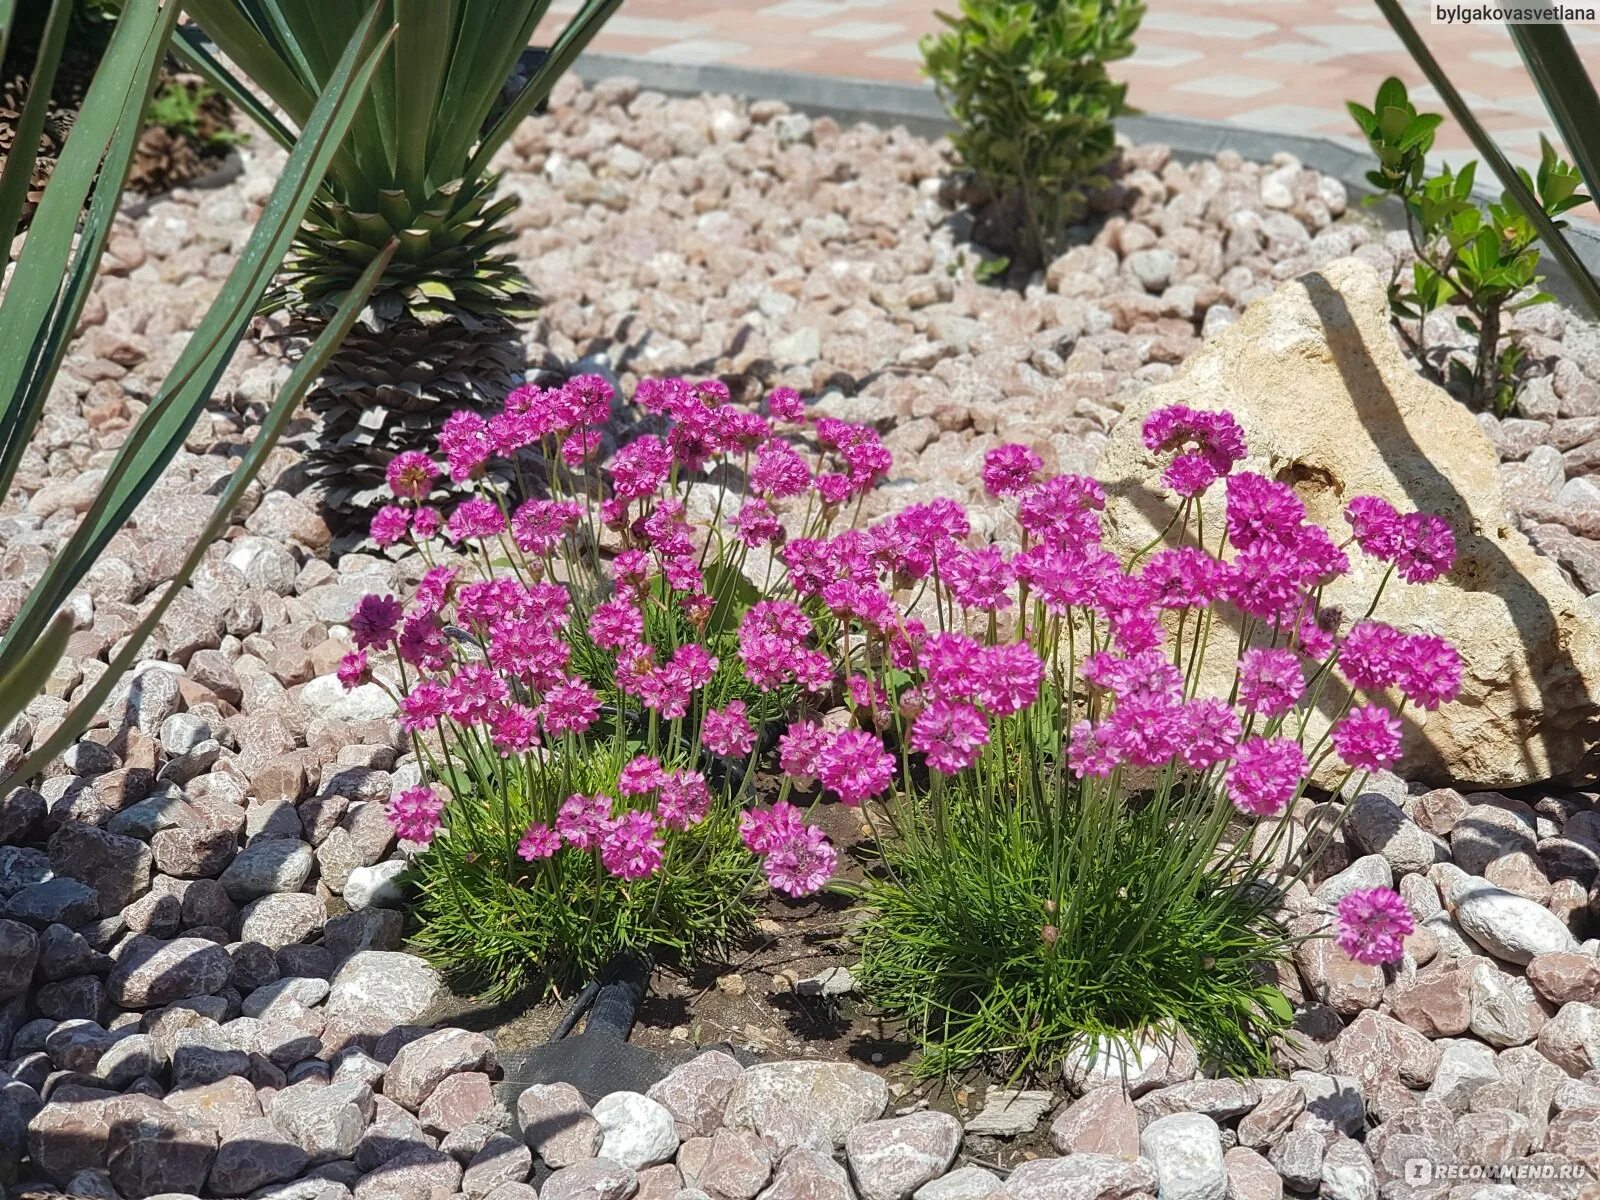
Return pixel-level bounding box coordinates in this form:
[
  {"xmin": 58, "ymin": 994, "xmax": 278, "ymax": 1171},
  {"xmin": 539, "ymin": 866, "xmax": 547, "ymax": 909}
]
[{"xmin": 357, "ymin": 379, "xmax": 1444, "ymax": 1063}]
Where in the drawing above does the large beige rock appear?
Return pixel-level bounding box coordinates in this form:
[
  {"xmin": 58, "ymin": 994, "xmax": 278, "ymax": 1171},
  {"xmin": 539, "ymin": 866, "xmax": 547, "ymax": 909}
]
[{"xmin": 1095, "ymin": 257, "xmax": 1600, "ymax": 787}]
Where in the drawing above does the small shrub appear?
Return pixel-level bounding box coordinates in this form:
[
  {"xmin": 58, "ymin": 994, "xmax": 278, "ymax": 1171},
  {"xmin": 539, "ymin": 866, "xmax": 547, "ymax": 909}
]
[
  {"xmin": 1349, "ymin": 77, "xmax": 1588, "ymax": 415},
  {"xmin": 361, "ymin": 376, "xmax": 1439, "ymax": 1069},
  {"xmin": 922, "ymin": 0, "xmax": 1144, "ymax": 269}
]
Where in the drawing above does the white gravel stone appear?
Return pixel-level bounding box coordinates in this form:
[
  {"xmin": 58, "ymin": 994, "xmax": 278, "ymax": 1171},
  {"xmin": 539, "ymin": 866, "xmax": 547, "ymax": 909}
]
[
  {"xmin": 1450, "ymin": 878, "xmax": 1578, "ymax": 964},
  {"xmin": 915, "ymin": 1165, "xmax": 1003, "ymax": 1200},
  {"xmin": 845, "ymin": 1111, "xmax": 961, "ymax": 1200},
  {"xmin": 326, "ymin": 951, "xmax": 442, "ymax": 1026},
  {"xmin": 1428, "ymin": 1039, "xmax": 1501, "ymax": 1113},
  {"xmin": 344, "ymin": 860, "xmax": 408, "ymax": 910},
  {"xmin": 592, "ymin": 1091, "xmax": 679, "ymax": 1170},
  {"xmin": 1140, "ymin": 1113, "xmax": 1226, "ymax": 1200}
]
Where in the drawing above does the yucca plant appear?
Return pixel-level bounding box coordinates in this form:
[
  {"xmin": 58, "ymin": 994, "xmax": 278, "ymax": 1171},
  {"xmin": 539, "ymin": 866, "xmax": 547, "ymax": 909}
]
[
  {"xmin": 1372, "ymin": 0, "xmax": 1600, "ymax": 323},
  {"xmin": 0, "ymin": 0, "xmax": 393, "ymax": 793},
  {"xmin": 174, "ymin": 0, "xmax": 625, "ymax": 524}
]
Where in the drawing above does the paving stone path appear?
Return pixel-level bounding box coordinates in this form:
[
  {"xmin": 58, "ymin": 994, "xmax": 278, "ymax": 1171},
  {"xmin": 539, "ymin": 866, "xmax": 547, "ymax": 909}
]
[{"xmin": 572, "ymin": 0, "xmax": 1600, "ymax": 168}]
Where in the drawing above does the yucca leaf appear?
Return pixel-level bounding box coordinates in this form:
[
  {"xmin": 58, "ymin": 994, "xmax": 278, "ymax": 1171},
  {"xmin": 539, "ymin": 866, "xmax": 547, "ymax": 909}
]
[
  {"xmin": 1373, "ymin": 0, "xmax": 1600, "ymax": 317},
  {"xmin": 1507, "ymin": 24, "xmax": 1600, "ymax": 225},
  {"xmin": 471, "ymin": 0, "xmax": 625, "ymax": 176},
  {"xmin": 0, "ymin": 0, "xmax": 69, "ymax": 260},
  {"xmin": 0, "ymin": 613, "xmax": 72, "ymax": 748},
  {"xmin": 0, "ymin": 0, "xmax": 178, "ymax": 502},
  {"xmin": 0, "ymin": 0, "xmax": 16, "ymax": 66},
  {"xmin": 0, "ymin": 240, "xmax": 399, "ymax": 796},
  {"xmin": 0, "ymin": 6, "xmax": 398, "ymax": 657},
  {"xmin": 394, "ymin": 0, "xmax": 453, "ymax": 198},
  {"xmin": 428, "ymin": 0, "xmax": 552, "ymax": 173}
]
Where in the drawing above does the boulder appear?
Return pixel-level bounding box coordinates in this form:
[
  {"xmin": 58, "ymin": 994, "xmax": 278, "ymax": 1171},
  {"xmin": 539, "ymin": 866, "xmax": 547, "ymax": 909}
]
[{"xmin": 1095, "ymin": 256, "xmax": 1600, "ymax": 786}]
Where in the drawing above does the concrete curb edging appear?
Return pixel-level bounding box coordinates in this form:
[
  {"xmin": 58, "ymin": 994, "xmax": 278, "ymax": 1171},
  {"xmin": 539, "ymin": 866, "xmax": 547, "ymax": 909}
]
[{"xmin": 571, "ymin": 50, "xmax": 1600, "ymax": 308}]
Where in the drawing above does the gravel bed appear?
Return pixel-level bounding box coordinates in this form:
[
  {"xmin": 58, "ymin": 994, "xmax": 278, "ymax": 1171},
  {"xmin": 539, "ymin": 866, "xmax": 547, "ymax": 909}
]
[{"xmin": 0, "ymin": 76, "xmax": 1598, "ymax": 1200}]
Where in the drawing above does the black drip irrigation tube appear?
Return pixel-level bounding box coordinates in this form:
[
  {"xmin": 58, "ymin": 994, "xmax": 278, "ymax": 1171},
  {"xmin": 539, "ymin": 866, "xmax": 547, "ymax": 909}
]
[{"xmin": 501, "ymin": 953, "xmax": 666, "ymax": 1116}]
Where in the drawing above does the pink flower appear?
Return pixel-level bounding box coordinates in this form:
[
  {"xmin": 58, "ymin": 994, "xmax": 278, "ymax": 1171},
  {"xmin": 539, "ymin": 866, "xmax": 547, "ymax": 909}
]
[
  {"xmin": 945, "ymin": 546, "xmax": 1015, "ymax": 611},
  {"xmin": 1332, "ymin": 704, "xmax": 1403, "ymax": 771},
  {"xmin": 490, "ymin": 705, "xmax": 542, "ymax": 755},
  {"xmin": 763, "ymin": 824, "xmax": 837, "ymax": 897},
  {"xmin": 1014, "ymin": 543, "xmax": 1117, "ymax": 612},
  {"xmin": 517, "ymin": 823, "xmax": 560, "ymax": 861},
  {"xmin": 337, "ymin": 651, "xmax": 369, "ymax": 691},
  {"xmin": 411, "ymin": 507, "xmax": 441, "ymax": 540},
  {"xmin": 982, "ymin": 443, "xmax": 1043, "ymax": 497},
  {"xmin": 658, "ymin": 770, "xmax": 711, "ymax": 829},
  {"xmin": 542, "ymin": 678, "xmax": 599, "ymax": 736},
  {"xmin": 1017, "ymin": 475, "xmax": 1104, "ymax": 551},
  {"xmin": 556, "ymin": 794, "xmax": 613, "ymax": 849},
  {"xmin": 399, "ymin": 680, "xmax": 448, "ymax": 732},
  {"xmin": 1143, "ymin": 405, "xmax": 1247, "ymax": 496},
  {"xmin": 1396, "ymin": 512, "xmax": 1455, "ymax": 584},
  {"xmin": 1225, "ymin": 473, "xmax": 1305, "ymax": 549},
  {"xmin": 1177, "ymin": 698, "xmax": 1241, "ymax": 770},
  {"xmin": 1067, "ymin": 720, "xmax": 1117, "ymax": 778},
  {"xmin": 1346, "ymin": 498, "xmax": 1455, "ymax": 585},
  {"xmin": 779, "ymin": 721, "xmax": 829, "ymax": 782},
  {"xmin": 767, "ymin": 386, "xmax": 806, "ymax": 422},
  {"xmin": 974, "ymin": 642, "xmax": 1044, "ymax": 716},
  {"xmin": 1238, "ymin": 648, "xmax": 1306, "ymax": 717},
  {"xmin": 1142, "ymin": 547, "xmax": 1225, "ymax": 609},
  {"xmin": 740, "ymin": 602, "xmax": 816, "ymax": 690},
  {"xmin": 350, "ymin": 594, "xmax": 403, "ymax": 650},
  {"xmin": 1335, "ymin": 887, "xmax": 1414, "ymax": 965},
  {"xmin": 1095, "ymin": 572, "xmax": 1163, "ymax": 654},
  {"xmin": 1346, "ymin": 496, "xmax": 1405, "ymax": 561},
  {"xmin": 816, "ymin": 729, "xmax": 895, "ymax": 806},
  {"xmin": 387, "ymin": 451, "xmax": 439, "ymax": 502},
  {"xmin": 909, "ymin": 700, "xmax": 989, "ymax": 774},
  {"xmin": 610, "ymin": 435, "xmax": 672, "ymax": 502},
  {"xmin": 511, "ymin": 499, "xmax": 583, "ymax": 556},
  {"xmin": 1396, "ymin": 634, "xmax": 1461, "ymax": 710},
  {"xmin": 387, "ymin": 786, "xmax": 445, "ymax": 846},
  {"xmin": 740, "ymin": 802, "xmax": 805, "ymax": 855},
  {"xmin": 560, "ymin": 428, "xmax": 602, "ymax": 467},
  {"xmin": 438, "ymin": 411, "xmax": 493, "ymax": 481},
  {"xmin": 733, "ymin": 498, "xmax": 784, "ymax": 548},
  {"xmin": 601, "ymin": 810, "xmax": 664, "ymax": 881},
  {"xmin": 1338, "ymin": 621, "xmax": 1407, "ymax": 692},
  {"xmin": 590, "ymin": 599, "xmax": 644, "ymax": 651},
  {"xmin": 370, "ymin": 505, "xmax": 410, "ymax": 548},
  {"xmin": 445, "ymin": 662, "xmax": 510, "ymax": 726},
  {"xmin": 919, "ymin": 632, "xmax": 982, "ymax": 702},
  {"xmin": 398, "ymin": 613, "xmax": 450, "ymax": 671},
  {"xmin": 702, "ymin": 701, "xmax": 755, "ymax": 758},
  {"xmin": 446, "ymin": 497, "xmax": 507, "ymax": 543},
  {"xmin": 1225, "ymin": 736, "xmax": 1307, "ymax": 817},
  {"xmin": 619, "ymin": 755, "xmax": 667, "ymax": 796},
  {"xmin": 413, "ymin": 566, "xmax": 457, "ymax": 614},
  {"xmin": 750, "ymin": 440, "xmax": 812, "ymax": 498},
  {"xmin": 1222, "ymin": 540, "xmax": 1307, "ymax": 627}
]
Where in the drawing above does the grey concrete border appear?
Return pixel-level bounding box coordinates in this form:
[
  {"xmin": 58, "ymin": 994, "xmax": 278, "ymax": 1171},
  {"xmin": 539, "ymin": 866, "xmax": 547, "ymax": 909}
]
[{"xmin": 571, "ymin": 50, "xmax": 1600, "ymax": 307}]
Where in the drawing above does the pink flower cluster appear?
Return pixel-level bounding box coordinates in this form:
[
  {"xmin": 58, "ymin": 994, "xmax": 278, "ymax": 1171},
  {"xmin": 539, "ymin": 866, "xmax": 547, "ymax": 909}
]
[
  {"xmin": 362, "ymin": 375, "xmax": 853, "ymax": 899},
  {"xmin": 506, "ymin": 764, "xmax": 714, "ymax": 882},
  {"xmin": 1335, "ymin": 886, "xmax": 1415, "ymax": 964},
  {"xmin": 741, "ymin": 801, "xmax": 838, "ymax": 897},
  {"xmin": 364, "ymin": 373, "xmax": 1466, "ymax": 917}
]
